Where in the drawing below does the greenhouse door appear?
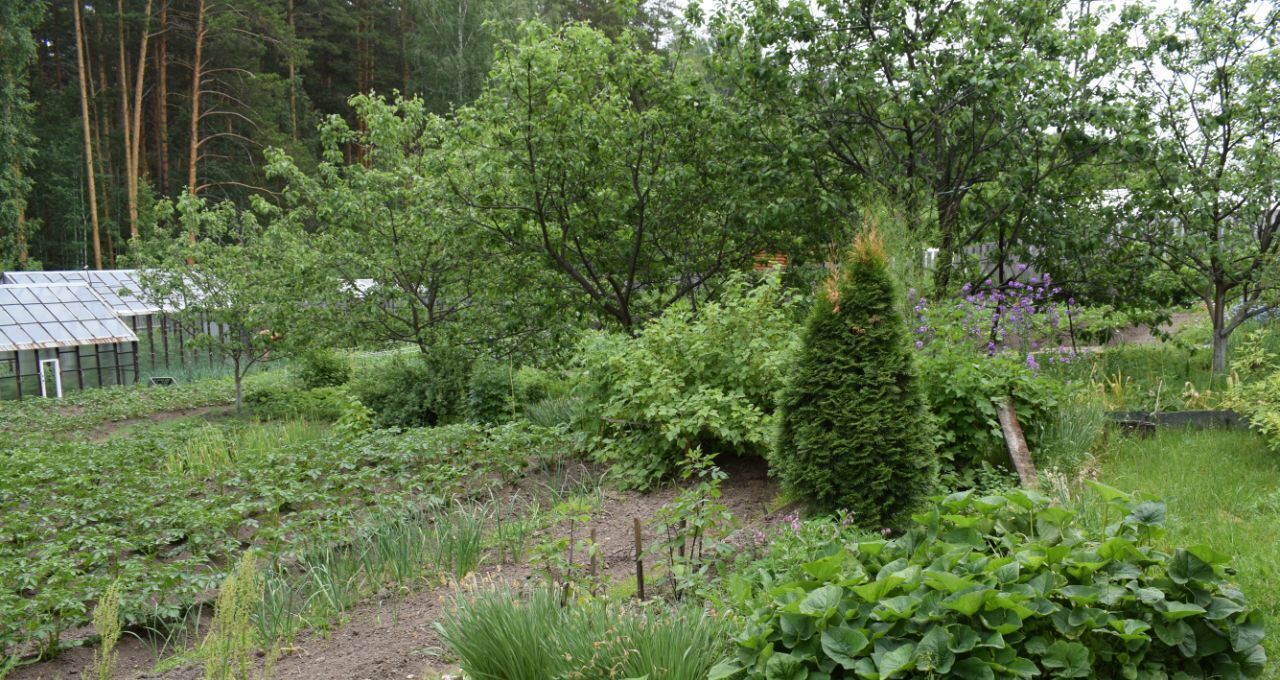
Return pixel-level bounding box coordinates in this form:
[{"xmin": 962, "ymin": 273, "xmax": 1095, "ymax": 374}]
[{"xmin": 39, "ymin": 358, "xmax": 63, "ymax": 399}]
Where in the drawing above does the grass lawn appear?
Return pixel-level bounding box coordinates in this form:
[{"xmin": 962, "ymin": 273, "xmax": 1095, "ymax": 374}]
[{"xmin": 1096, "ymin": 428, "xmax": 1280, "ymax": 677}]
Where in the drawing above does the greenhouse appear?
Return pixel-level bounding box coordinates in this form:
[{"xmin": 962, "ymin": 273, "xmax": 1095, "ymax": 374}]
[
  {"xmin": 0, "ymin": 282, "xmax": 140, "ymax": 399},
  {"xmin": 0, "ymin": 269, "xmax": 224, "ymax": 382}
]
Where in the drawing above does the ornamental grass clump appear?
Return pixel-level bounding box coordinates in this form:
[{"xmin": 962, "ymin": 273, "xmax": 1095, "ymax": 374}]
[{"xmin": 772, "ymin": 229, "xmax": 937, "ymax": 526}]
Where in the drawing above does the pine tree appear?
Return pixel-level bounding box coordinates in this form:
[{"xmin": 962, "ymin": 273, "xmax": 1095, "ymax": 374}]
[{"xmin": 772, "ymin": 229, "xmax": 937, "ymax": 526}]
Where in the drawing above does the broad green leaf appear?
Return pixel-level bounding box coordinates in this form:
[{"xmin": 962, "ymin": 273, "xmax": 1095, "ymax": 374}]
[{"xmin": 821, "ymin": 626, "xmax": 869, "ymax": 669}]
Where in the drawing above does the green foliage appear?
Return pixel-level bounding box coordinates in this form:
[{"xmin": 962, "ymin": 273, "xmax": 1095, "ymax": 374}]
[
  {"xmin": 202, "ymin": 553, "xmax": 261, "ymax": 680},
  {"xmin": 1226, "ymin": 329, "xmax": 1280, "ymax": 451},
  {"xmin": 244, "ymin": 385, "xmax": 349, "ymax": 422},
  {"xmin": 294, "ymin": 350, "xmax": 352, "ymax": 390},
  {"xmin": 0, "ymin": 372, "xmax": 282, "ymax": 439},
  {"xmin": 466, "ymin": 356, "xmax": 517, "ymax": 423},
  {"xmin": 650, "ymin": 450, "xmax": 739, "ymax": 598},
  {"xmin": 1122, "ymin": 1, "xmax": 1280, "ymax": 373},
  {"xmin": 85, "ymin": 580, "xmax": 122, "ymax": 680},
  {"xmin": 437, "ymin": 588, "xmax": 727, "ymax": 680},
  {"xmin": 0, "ymin": 420, "xmax": 565, "ymax": 659},
  {"xmin": 452, "ymin": 22, "xmax": 821, "ymax": 331},
  {"xmin": 713, "ymin": 487, "xmax": 1267, "ymax": 680},
  {"xmin": 1096, "ymin": 428, "xmax": 1280, "ymax": 668},
  {"xmin": 773, "ymin": 234, "xmax": 937, "ymax": 525},
  {"xmin": 917, "ymin": 347, "xmax": 1063, "ymax": 481},
  {"xmin": 575, "ymin": 272, "xmax": 802, "ymax": 488},
  {"xmin": 349, "ymin": 349, "xmax": 472, "ymax": 428}
]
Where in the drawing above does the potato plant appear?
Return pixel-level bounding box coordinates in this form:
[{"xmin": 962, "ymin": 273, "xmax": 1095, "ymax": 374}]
[{"xmin": 0, "ymin": 421, "xmax": 566, "ymax": 661}]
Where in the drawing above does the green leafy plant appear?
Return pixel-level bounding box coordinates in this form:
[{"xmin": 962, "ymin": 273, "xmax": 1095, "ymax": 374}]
[
  {"xmin": 83, "ymin": 580, "xmax": 122, "ymax": 680},
  {"xmin": 773, "ymin": 230, "xmax": 937, "ymax": 525},
  {"xmin": 294, "ymin": 349, "xmax": 352, "ymax": 390},
  {"xmin": 575, "ymin": 271, "xmax": 802, "ymax": 488},
  {"xmin": 650, "ymin": 449, "xmax": 738, "ymax": 599},
  {"xmin": 244, "ymin": 385, "xmax": 349, "ymax": 421},
  {"xmin": 349, "ymin": 348, "xmax": 471, "ymax": 428},
  {"xmin": 712, "ymin": 485, "xmax": 1267, "ymax": 679},
  {"xmin": 202, "ymin": 552, "xmax": 263, "ymax": 680},
  {"xmin": 466, "ymin": 356, "xmax": 517, "ymax": 423}
]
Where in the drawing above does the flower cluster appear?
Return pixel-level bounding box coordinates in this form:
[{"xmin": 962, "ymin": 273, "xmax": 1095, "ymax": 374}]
[{"xmin": 911, "ymin": 267, "xmax": 1079, "ymax": 369}]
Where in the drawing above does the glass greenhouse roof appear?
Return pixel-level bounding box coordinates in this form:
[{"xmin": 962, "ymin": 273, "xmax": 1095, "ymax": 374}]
[
  {"xmin": 1, "ymin": 269, "xmax": 161, "ymax": 317},
  {"xmin": 0, "ymin": 283, "xmax": 139, "ymax": 352}
]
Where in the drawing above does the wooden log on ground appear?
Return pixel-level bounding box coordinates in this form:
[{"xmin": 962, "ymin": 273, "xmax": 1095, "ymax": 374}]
[{"xmin": 995, "ymin": 395, "xmax": 1039, "ymax": 489}]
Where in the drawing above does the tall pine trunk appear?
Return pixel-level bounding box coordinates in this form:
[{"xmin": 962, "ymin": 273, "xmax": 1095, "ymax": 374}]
[
  {"xmin": 154, "ymin": 2, "xmax": 169, "ymax": 195},
  {"xmin": 73, "ymin": 0, "xmax": 103, "ymax": 269},
  {"xmin": 127, "ymin": 0, "xmax": 154, "ymax": 242},
  {"xmin": 188, "ymin": 0, "xmax": 205, "ymax": 203}
]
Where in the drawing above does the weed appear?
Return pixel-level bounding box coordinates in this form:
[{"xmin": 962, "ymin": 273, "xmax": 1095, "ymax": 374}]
[
  {"xmin": 202, "ymin": 553, "xmax": 263, "ymax": 680},
  {"xmin": 82, "ymin": 581, "xmax": 122, "ymax": 680}
]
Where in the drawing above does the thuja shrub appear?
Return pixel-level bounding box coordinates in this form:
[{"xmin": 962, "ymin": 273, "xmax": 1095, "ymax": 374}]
[
  {"xmin": 711, "ymin": 486, "xmax": 1267, "ymax": 680},
  {"xmin": 772, "ymin": 230, "xmax": 936, "ymax": 525}
]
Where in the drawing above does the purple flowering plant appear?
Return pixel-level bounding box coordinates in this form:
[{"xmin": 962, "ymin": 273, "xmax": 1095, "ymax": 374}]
[
  {"xmin": 910, "ymin": 266, "xmax": 1079, "ymax": 369},
  {"xmin": 908, "ymin": 268, "xmax": 1071, "ymax": 476}
]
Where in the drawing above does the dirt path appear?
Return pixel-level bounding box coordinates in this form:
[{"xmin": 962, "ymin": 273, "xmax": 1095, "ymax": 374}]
[
  {"xmin": 10, "ymin": 457, "xmax": 781, "ymax": 680},
  {"xmin": 85, "ymin": 405, "xmax": 233, "ymax": 442}
]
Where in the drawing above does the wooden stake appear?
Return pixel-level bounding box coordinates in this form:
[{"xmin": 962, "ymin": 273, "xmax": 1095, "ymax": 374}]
[
  {"xmin": 589, "ymin": 526, "xmax": 598, "ymax": 596},
  {"xmin": 633, "ymin": 517, "xmax": 645, "ymax": 601},
  {"xmin": 996, "ymin": 395, "xmax": 1039, "ymax": 488}
]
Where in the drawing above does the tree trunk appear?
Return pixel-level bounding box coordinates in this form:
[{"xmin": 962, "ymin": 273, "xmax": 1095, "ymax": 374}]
[
  {"xmin": 127, "ymin": 0, "xmax": 155, "ymax": 241},
  {"xmin": 287, "ymin": 0, "xmax": 298, "ymax": 140},
  {"xmin": 73, "ymin": 0, "xmax": 103, "ymax": 270},
  {"xmin": 155, "ymin": 2, "xmax": 169, "ymax": 195},
  {"xmin": 233, "ymin": 355, "xmax": 243, "ymax": 412},
  {"xmin": 187, "ymin": 0, "xmax": 206, "ymax": 202},
  {"xmin": 932, "ymin": 193, "xmax": 962, "ymax": 294},
  {"xmin": 117, "ymin": 0, "xmax": 136, "ymax": 239},
  {"xmin": 995, "ymin": 396, "xmax": 1039, "ymax": 489},
  {"xmin": 400, "ymin": 0, "xmax": 410, "ymax": 95}
]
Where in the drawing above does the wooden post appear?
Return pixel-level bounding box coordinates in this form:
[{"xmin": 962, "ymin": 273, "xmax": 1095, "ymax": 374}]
[
  {"xmin": 177, "ymin": 319, "xmax": 186, "ymax": 368},
  {"xmin": 633, "ymin": 517, "xmax": 645, "ymax": 601},
  {"xmin": 161, "ymin": 315, "xmax": 170, "ymax": 368},
  {"xmin": 113, "ymin": 344, "xmax": 124, "ymax": 386},
  {"xmin": 996, "ymin": 395, "xmax": 1039, "ymax": 489},
  {"xmin": 132, "ymin": 341, "xmax": 140, "ymax": 384},
  {"xmin": 589, "ymin": 526, "xmax": 598, "ymax": 596},
  {"xmin": 94, "ymin": 343, "xmax": 105, "ymax": 387},
  {"xmin": 146, "ymin": 315, "xmax": 156, "ymax": 368},
  {"xmin": 13, "ymin": 349, "xmax": 22, "ymax": 400},
  {"xmin": 74, "ymin": 346, "xmax": 85, "ymax": 391}
]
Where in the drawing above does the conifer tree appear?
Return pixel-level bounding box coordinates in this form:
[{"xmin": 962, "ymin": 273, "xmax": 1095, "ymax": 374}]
[{"xmin": 772, "ymin": 228, "xmax": 937, "ymax": 526}]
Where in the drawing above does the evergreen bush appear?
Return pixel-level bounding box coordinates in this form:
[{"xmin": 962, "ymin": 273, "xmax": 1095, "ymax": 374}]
[
  {"xmin": 294, "ymin": 349, "xmax": 353, "ymax": 390},
  {"xmin": 772, "ymin": 229, "xmax": 937, "ymax": 526},
  {"xmin": 466, "ymin": 357, "xmax": 516, "ymax": 423},
  {"xmin": 350, "ymin": 349, "xmax": 471, "ymax": 428}
]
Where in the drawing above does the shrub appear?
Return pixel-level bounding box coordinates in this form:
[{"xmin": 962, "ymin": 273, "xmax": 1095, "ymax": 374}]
[
  {"xmin": 772, "ymin": 231, "xmax": 936, "ymax": 525},
  {"xmin": 349, "ymin": 348, "xmax": 471, "ymax": 428},
  {"xmin": 244, "ymin": 385, "xmax": 348, "ymax": 421},
  {"xmin": 712, "ymin": 486, "xmax": 1267, "ymax": 680},
  {"xmin": 294, "ymin": 349, "xmax": 352, "ymax": 389},
  {"xmin": 574, "ymin": 271, "xmax": 802, "ymax": 488},
  {"xmin": 437, "ymin": 588, "xmax": 726, "ymax": 680},
  {"xmin": 917, "ymin": 347, "xmax": 1063, "ymax": 482},
  {"xmin": 1225, "ymin": 328, "xmax": 1280, "ymax": 451},
  {"xmin": 467, "ymin": 356, "xmax": 516, "ymax": 423}
]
